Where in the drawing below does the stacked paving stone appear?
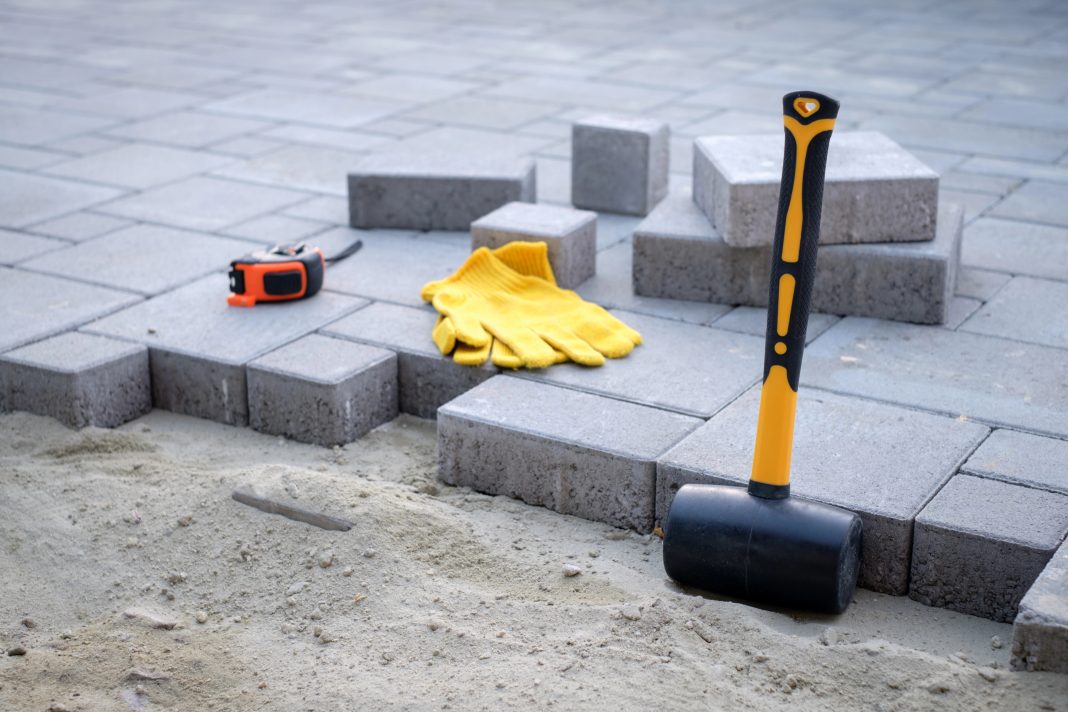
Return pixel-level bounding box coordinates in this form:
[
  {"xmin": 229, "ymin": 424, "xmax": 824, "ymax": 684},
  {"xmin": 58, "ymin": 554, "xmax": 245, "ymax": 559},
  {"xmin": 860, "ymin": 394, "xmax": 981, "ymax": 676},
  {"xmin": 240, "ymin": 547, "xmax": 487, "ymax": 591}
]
[{"xmin": 634, "ymin": 131, "xmax": 959, "ymax": 324}]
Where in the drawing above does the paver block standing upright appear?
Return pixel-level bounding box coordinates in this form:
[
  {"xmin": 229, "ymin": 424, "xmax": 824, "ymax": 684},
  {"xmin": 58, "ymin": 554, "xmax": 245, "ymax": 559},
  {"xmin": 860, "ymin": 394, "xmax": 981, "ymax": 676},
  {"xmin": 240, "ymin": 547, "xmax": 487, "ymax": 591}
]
[
  {"xmin": 693, "ymin": 131, "xmax": 939, "ymax": 247},
  {"xmin": 0, "ymin": 332, "xmax": 150, "ymax": 428},
  {"xmin": 633, "ymin": 190, "xmax": 961, "ymax": 325},
  {"xmin": 656, "ymin": 387, "xmax": 987, "ymax": 594},
  {"xmin": 1012, "ymin": 539, "xmax": 1068, "ymax": 672},
  {"xmin": 471, "ymin": 202, "xmax": 597, "ymax": 287},
  {"xmin": 321, "ymin": 302, "xmax": 495, "ymax": 419},
  {"xmin": 438, "ymin": 376, "xmax": 701, "ymax": 532},
  {"xmin": 909, "ymin": 475, "xmax": 1068, "ymax": 622},
  {"xmin": 571, "ymin": 115, "xmax": 669, "ymax": 216},
  {"xmin": 247, "ymin": 334, "xmax": 397, "ymax": 447},
  {"xmin": 84, "ymin": 275, "xmax": 366, "ymax": 426},
  {"xmin": 348, "ymin": 153, "xmax": 536, "ymax": 231}
]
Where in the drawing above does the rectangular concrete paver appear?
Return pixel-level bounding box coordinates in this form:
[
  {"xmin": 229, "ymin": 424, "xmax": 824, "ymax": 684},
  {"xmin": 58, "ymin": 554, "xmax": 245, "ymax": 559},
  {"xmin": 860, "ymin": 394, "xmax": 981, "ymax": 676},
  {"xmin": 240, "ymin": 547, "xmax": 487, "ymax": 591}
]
[
  {"xmin": 711, "ymin": 306, "xmax": 839, "ymax": 343},
  {"xmin": 321, "ymin": 301, "xmax": 495, "ymax": 419},
  {"xmin": 0, "ymin": 331, "xmax": 150, "ymax": 428},
  {"xmin": 247, "ymin": 334, "xmax": 397, "ymax": 447},
  {"xmin": 961, "ymin": 429, "xmax": 1068, "ymax": 495},
  {"xmin": 657, "ymin": 387, "xmax": 987, "ymax": 593},
  {"xmin": 572, "ymin": 115, "xmax": 669, "ymax": 217},
  {"xmin": 45, "ymin": 143, "xmax": 231, "ymax": 190},
  {"xmin": 910, "ymin": 474, "xmax": 1068, "ymax": 622},
  {"xmin": 963, "ymin": 218, "xmax": 1068, "ymax": 281},
  {"xmin": 520, "ymin": 311, "xmax": 762, "ymax": 419},
  {"xmin": 694, "ymin": 131, "xmax": 939, "ymax": 247},
  {"xmin": 84, "ymin": 274, "xmax": 366, "ymax": 425},
  {"xmin": 955, "ymin": 267, "xmax": 1012, "ymax": 302},
  {"xmin": 0, "ymin": 169, "xmax": 125, "ymax": 229},
  {"xmin": 802, "ymin": 317, "xmax": 1068, "ymax": 438},
  {"xmin": 0, "ymin": 229, "xmax": 66, "ymax": 265},
  {"xmin": 214, "ymin": 144, "xmax": 365, "ymax": 196},
  {"xmin": 1012, "ymin": 539, "xmax": 1068, "ymax": 672},
  {"xmin": 27, "ymin": 212, "xmax": 131, "ymax": 242},
  {"xmin": 991, "ymin": 181, "xmax": 1068, "ymax": 227},
  {"xmin": 959, "ymin": 276, "xmax": 1068, "ymax": 349},
  {"xmin": 438, "ymin": 375, "xmax": 702, "ymax": 532},
  {"xmin": 205, "ymin": 89, "xmax": 404, "ymax": 128}
]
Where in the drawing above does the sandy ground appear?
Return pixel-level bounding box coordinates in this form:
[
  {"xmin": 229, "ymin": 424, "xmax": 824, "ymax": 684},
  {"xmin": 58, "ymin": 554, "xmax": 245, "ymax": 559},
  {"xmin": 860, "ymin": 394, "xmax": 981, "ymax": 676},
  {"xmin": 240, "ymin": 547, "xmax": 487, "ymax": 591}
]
[{"xmin": 0, "ymin": 411, "xmax": 1065, "ymax": 712}]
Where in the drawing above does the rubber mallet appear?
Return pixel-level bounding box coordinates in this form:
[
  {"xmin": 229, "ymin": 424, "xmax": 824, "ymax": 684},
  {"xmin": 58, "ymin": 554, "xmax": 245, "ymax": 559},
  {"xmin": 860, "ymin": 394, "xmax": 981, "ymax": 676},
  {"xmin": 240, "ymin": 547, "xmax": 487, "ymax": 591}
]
[{"xmin": 662, "ymin": 90, "xmax": 863, "ymax": 614}]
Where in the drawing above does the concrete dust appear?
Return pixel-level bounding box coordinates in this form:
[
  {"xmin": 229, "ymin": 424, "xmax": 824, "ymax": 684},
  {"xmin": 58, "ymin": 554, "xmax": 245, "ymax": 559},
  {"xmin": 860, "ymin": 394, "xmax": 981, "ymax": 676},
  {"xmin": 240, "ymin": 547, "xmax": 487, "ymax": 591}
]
[{"xmin": 0, "ymin": 410, "xmax": 1065, "ymax": 711}]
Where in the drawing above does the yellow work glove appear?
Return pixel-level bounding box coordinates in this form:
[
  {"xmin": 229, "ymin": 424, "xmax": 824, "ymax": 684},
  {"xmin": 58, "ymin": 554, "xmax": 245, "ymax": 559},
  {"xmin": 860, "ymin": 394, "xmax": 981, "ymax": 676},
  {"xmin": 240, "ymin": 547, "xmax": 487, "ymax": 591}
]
[{"xmin": 421, "ymin": 245, "xmax": 642, "ymax": 369}]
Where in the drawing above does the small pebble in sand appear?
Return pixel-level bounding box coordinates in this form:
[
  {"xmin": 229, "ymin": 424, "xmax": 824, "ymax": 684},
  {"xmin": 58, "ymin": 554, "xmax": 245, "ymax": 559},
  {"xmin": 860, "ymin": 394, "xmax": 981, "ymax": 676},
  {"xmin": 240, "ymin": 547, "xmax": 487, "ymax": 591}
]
[
  {"xmin": 286, "ymin": 581, "xmax": 307, "ymax": 595},
  {"xmin": 20, "ymin": 617, "xmax": 35, "ymax": 629},
  {"xmin": 752, "ymin": 653, "xmax": 769, "ymax": 663},
  {"xmin": 620, "ymin": 605, "xmax": 642, "ymax": 621},
  {"xmin": 819, "ymin": 627, "xmax": 838, "ymax": 646},
  {"xmin": 48, "ymin": 704, "xmax": 72, "ymax": 712},
  {"xmin": 177, "ymin": 515, "xmax": 193, "ymax": 527},
  {"xmin": 363, "ymin": 549, "xmax": 377, "ymax": 559},
  {"xmin": 7, "ymin": 646, "xmax": 27, "ymax": 656},
  {"xmin": 319, "ymin": 630, "xmax": 337, "ymax": 644},
  {"xmin": 195, "ymin": 611, "xmax": 208, "ymax": 624},
  {"xmin": 319, "ymin": 550, "xmax": 335, "ymax": 568},
  {"xmin": 978, "ymin": 668, "xmax": 998, "ymax": 682},
  {"xmin": 428, "ymin": 620, "xmax": 442, "ymax": 631},
  {"xmin": 342, "ymin": 566, "xmax": 354, "ymax": 577},
  {"xmin": 990, "ymin": 635, "xmax": 1003, "ymax": 650},
  {"xmin": 562, "ymin": 563, "xmax": 582, "ymax": 577},
  {"xmin": 588, "ymin": 550, "xmax": 600, "ymax": 558}
]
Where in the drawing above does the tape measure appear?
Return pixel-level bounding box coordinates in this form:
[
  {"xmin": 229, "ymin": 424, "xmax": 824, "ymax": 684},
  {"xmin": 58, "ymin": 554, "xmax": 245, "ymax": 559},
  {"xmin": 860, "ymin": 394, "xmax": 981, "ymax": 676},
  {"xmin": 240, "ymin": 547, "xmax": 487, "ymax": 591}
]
[{"xmin": 227, "ymin": 239, "xmax": 363, "ymax": 307}]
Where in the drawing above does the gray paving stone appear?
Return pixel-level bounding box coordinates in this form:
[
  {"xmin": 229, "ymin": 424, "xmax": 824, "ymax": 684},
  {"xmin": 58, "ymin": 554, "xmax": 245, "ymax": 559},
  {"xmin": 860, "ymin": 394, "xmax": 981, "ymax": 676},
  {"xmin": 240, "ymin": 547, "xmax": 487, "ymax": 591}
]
[
  {"xmin": 802, "ymin": 317, "xmax": 1068, "ymax": 438},
  {"xmin": 955, "ymin": 267, "xmax": 1011, "ymax": 301},
  {"xmin": 963, "ymin": 218, "xmax": 1068, "ymax": 281},
  {"xmin": 962, "ymin": 429, "xmax": 1068, "ymax": 495},
  {"xmin": 52, "ymin": 87, "xmax": 201, "ymax": 119},
  {"xmin": 0, "ymin": 230, "xmax": 66, "ymax": 265},
  {"xmin": 205, "ymin": 89, "xmax": 404, "ymax": 128},
  {"xmin": 0, "ymin": 169, "xmax": 124, "ymax": 229},
  {"xmin": 84, "ymin": 274, "xmax": 365, "ymax": 425},
  {"xmin": 485, "ymin": 76, "xmax": 679, "ymax": 112},
  {"xmin": 519, "ymin": 311, "xmax": 761, "ymax": 418},
  {"xmin": 991, "ymin": 180, "xmax": 1068, "ymax": 227},
  {"xmin": 711, "ymin": 306, "xmax": 839, "ymax": 343},
  {"xmin": 0, "ymin": 268, "xmax": 141, "ymax": 352},
  {"xmin": 634, "ymin": 190, "xmax": 963, "ymax": 324},
  {"xmin": 321, "ymin": 302, "xmax": 495, "ymax": 419},
  {"xmin": 107, "ymin": 110, "xmax": 272, "ymax": 147},
  {"xmin": 283, "ymin": 196, "xmax": 348, "ymax": 226},
  {"xmin": 26, "ymin": 212, "xmax": 131, "ymax": 243},
  {"xmin": 0, "ymin": 105, "xmax": 118, "ymax": 146},
  {"xmin": 858, "ymin": 114, "xmax": 1068, "ymax": 163},
  {"xmin": 1012, "ymin": 539, "xmax": 1068, "ymax": 672},
  {"xmin": 576, "ymin": 240, "xmax": 732, "ymax": 326},
  {"xmin": 20, "ymin": 224, "xmax": 252, "ymax": 296},
  {"xmin": 247, "ymin": 334, "xmax": 397, "ymax": 447},
  {"xmin": 348, "ymin": 153, "xmax": 536, "ymax": 231},
  {"xmin": 377, "ymin": 126, "xmax": 554, "ymax": 158},
  {"xmin": 571, "ymin": 115, "xmax": 669, "ymax": 217},
  {"xmin": 224, "ymin": 214, "xmax": 327, "ymax": 245},
  {"xmin": 910, "ymin": 475, "xmax": 1068, "ymax": 622},
  {"xmin": 48, "ymin": 134, "xmax": 125, "ymax": 156},
  {"xmin": 438, "ymin": 375, "xmax": 701, "ymax": 532},
  {"xmin": 401, "ymin": 96, "xmax": 556, "ymax": 131},
  {"xmin": 945, "ymin": 296, "xmax": 982, "ymax": 330},
  {"xmin": 347, "ymin": 74, "xmax": 482, "ymax": 103},
  {"xmin": 658, "ymin": 387, "xmax": 988, "ymax": 593},
  {"xmin": 960, "ymin": 277, "xmax": 1068, "ymax": 349},
  {"xmin": 0, "ymin": 144, "xmax": 68, "ymax": 171},
  {"xmin": 0, "ymin": 332, "xmax": 150, "ymax": 429},
  {"xmin": 939, "ymin": 188, "xmax": 1000, "ymax": 223},
  {"xmin": 46, "ymin": 143, "xmax": 231, "ymax": 190},
  {"xmin": 940, "ymin": 171, "xmax": 1021, "ymax": 196},
  {"xmin": 471, "ymin": 202, "xmax": 597, "ymax": 288},
  {"xmin": 959, "ymin": 156, "xmax": 1068, "ymax": 186},
  {"xmin": 97, "ymin": 176, "xmax": 307, "ymax": 232},
  {"xmin": 255, "ymin": 125, "xmax": 391, "ymax": 153},
  {"xmin": 693, "ymin": 131, "xmax": 939, "ymax": 247},
  {"xmin": 214, "ymin": 144, "xmax": 365, "ymax": 196},
  {"xmin": 208, "ymin": 136, "xmax": 286, "ymax": 157}
]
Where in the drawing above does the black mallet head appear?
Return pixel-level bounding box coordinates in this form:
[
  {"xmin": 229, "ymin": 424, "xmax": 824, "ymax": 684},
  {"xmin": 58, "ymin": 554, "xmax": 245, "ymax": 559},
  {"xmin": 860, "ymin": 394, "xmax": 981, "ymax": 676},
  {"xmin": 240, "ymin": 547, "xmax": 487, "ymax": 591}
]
[{"xmin": 662, "ymin": 484, "xmax": 862, "ymax": 614}]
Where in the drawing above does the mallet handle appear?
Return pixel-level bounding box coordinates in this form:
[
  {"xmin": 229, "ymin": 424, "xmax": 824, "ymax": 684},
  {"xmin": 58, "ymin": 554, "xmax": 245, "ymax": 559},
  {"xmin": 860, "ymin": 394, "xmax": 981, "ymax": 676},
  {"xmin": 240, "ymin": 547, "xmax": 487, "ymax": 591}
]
[{"xmin": 749, "ymin": 91, "xmax": 840, "ymax": 499}]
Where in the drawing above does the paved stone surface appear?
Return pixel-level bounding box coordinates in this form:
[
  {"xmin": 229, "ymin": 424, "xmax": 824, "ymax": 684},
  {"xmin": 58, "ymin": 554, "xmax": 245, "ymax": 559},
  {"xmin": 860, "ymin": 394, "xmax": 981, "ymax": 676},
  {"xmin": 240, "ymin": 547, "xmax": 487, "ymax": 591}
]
[
  {"xmin": 1012, "ymin": 539, "xmax": 1068, "ymax": 672},
  {"xmin": 321, "ymin": 302, "xmax": 495, "ymax": 419},
  {"xmin": 657, "ymin": 387, "xmax": 987, "ymax": 594},
  {"xmin": 215, "ymin": 144, "xmax": 364, "ymax": 196},
  {"xmin": 205, "ymin": 89, "xmax": 403, "ymax": 128},
  {"xmin": 45, "ymin": 143, "xmax": 231, "ymax": 190},
  {"xmin": 991, "ymin": 181, "xmax": 1068, "ymax": 227},
  {"xmin": 962, "ymin": 429, "xmax": 1068, "ymax": 496},
  {"xmin": 348, "ymin": 153, "xmax": 536, "ymax": 231},
  {"xmin": 963, "ymin": 218, "xmax": 1068, "ymax": 282},
  {"xmin": 0, "ymin": 331, "xmax": 150, "ymax": 428},
  {"xmin": 955, "ymin": 267, "xmax": 1012, "ymax": 302},
  {"xmin": 471, "ymin": 202, "xmax": 597, "ymax": 287},
  {"xmin": 439, "ymin": 375, "xmax": 701, "ymax": 532},
  {"xmin": 910, "ymin": 475, "xmax": 1068, "ymax": 622},
  {"xmin": 0, "ymin": 229, "xmax": 66, "ymax": 265},
  {"xmin": 0, "ymin": 268, "xmax": 141, "ymax": 352},
  {"xmin": 0, "ymin": 169, "xmax": 124, "ymax": 229},
  {"xmin": 694, "ymin": 131, "xmax": 939, "ymax": 247},
  {"xmin": 572, "ymin": 115, "xmax": 669, "ymax": 217},
  {"xmin": 803, "ymin": 317, "xmax": 1068, "ymax": 438},
  {"xmin": 20, "ymin": 224, "xmax": 252, "ymax": 296},
  {"xmin": 711, "ymin": 306, "xmax": 839, "ymax": 343},
  {"xmin": 247, "ymin": 334, "xmax": 397, "ymax": 447},
  {"xmin": 960, "ymin": 277, "xmax": 1068, "ymax": 349},
  {"xmin": 634, "ymin": 190, "xmax": 962, "ymax": 324},
  {"xmin": 27, "ymin": 212, "xmax": 131, "ymax": 243},
  {"xmin": 519, "ymin": 311, "xmax": 762, "ymax": 419},
  {"xmin": 84, "ymin": 275, "xmax": 365, "ymax": 425}
]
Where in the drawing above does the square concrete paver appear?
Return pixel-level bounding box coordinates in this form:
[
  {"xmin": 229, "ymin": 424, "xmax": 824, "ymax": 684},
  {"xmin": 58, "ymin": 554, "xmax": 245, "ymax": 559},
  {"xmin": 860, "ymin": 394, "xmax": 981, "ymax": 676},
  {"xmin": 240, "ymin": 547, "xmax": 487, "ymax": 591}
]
[
  {"xmin": 802, "ymin": 317, "xmax": 1068, "ymax": 438},
  {"xmin": 20, "ymin": 224, "xmax": 253, "ymax": 296},
  {"xmin": 439, "ymin": 375, "xmax": 702, "ymax": 532},
  {"xmin": 959, "ymin": 276, "xmax": 1068, "ymax": 349},
  {"xmin": 96, "ymin": 176, "xmax": 308, "ymax": 232},
  {"xmin": 45, "ymin": 143, "xmax": 232, "ymax": 190},
  {"xmin": 963, "ymin": 218, "xmax": 1068, "ymax": 281},
  {"xmin": 962, "ymin": 429, "xmax": 1068, "ymax": 495},
  {"xmin": 0, "ymin": 267, "xmax": 141, "ymax": 352},
  {"xmin": 0, "ymin": 169, "xmax": 125, "ymax": 229},
  {"xmin": 84, "ymin": 274, "xmax": 366, "ymax": 424},
  {"xmin": 657, "ymin": 386, "xmax": 987, "ymax": 594}
]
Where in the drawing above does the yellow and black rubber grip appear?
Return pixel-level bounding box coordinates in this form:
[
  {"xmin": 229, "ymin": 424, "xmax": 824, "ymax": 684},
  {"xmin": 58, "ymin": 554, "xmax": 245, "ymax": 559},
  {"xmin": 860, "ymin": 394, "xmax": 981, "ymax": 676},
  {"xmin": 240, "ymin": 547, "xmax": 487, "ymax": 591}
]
[{"xmin": 749, "ymin": 90, "xmax": 840, "ymax": 500}]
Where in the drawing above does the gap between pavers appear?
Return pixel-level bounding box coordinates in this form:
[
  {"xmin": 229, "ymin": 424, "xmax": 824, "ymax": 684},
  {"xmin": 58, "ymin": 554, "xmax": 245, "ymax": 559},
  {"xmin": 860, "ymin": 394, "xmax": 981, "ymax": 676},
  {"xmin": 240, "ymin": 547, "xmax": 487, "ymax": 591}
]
[
  {"xmin": 438, "ymin": 375, "xmax": 702, "ymax": 533},
  {"xmin": 961, "ymin": 429, "xmax": 1068, "ymax": 495},
  {"xmin": 83, "ymin": 274, "xmax": 367, "ymax": 426},
  {"xmin": 656, "ymin": 386, "xmax": 988, "ymax": 594}
]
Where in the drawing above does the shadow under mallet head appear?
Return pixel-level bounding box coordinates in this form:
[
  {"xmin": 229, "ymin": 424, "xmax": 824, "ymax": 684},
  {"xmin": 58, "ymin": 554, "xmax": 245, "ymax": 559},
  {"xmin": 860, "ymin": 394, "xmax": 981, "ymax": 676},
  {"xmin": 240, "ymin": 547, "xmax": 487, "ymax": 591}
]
[{"xmin": 662, "ymin": 91, "xmax": 862, "ymax": 615}]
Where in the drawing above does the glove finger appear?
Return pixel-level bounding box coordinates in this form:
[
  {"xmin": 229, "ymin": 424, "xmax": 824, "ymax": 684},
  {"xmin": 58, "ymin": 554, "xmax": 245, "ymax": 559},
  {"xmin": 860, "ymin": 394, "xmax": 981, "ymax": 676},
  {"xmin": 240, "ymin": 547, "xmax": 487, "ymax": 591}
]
[
  {"xmin": 432, "ymin": 289, "xmax": 491, "ymax": 348},
  {"xmin": 534, "ymin": 324, "xmax": 605, "ymax": 367},
  {"xmin": 572, "ymin": 316, "xmax": 641, "ymax": 359},
  {"xmin": 490, "ymin": 339, "xmax": 523, "ymax": 369},
  {"xmin": 487, "ymin": 323, "xmax": 559, "ymax": 370},
  {"xmin": 431, "ymin": 315, "xmax": 456, "ymax": 355},
  {"xmin": 453, "ymin": 340, "xmax": 491, "ymax": 367}
]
